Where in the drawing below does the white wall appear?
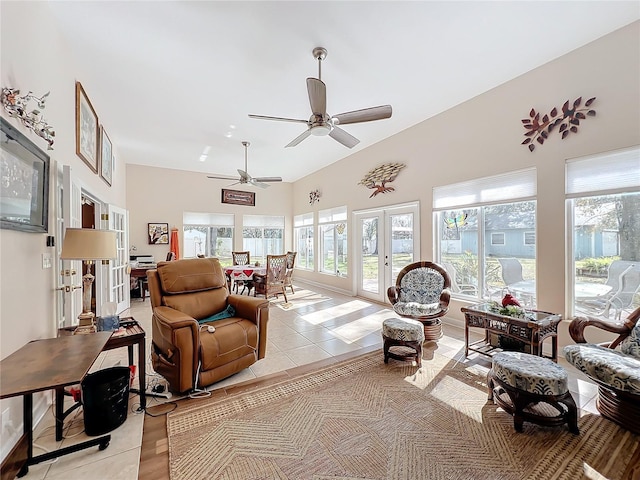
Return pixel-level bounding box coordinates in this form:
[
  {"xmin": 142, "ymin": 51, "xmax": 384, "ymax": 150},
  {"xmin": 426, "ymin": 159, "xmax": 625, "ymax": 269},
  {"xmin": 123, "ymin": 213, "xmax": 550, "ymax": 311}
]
[
  {"xmin": 1, "ymin": 2, "xmax": 128, "ymax": 460},
  {"xmin": 126, "ymin": 164, "xmax": 293, "ymax": 259}
]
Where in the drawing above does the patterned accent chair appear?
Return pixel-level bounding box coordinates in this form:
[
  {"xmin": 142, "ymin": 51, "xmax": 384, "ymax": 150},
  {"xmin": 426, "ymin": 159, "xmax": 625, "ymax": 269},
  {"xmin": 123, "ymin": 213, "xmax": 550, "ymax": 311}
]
[
  {"xmin": 563, "ymin": 306, "xmax": 640, "ymax": 434},
  {"xmin": 231, "ymin": 251, "xmax": 252, "ymax": 294},
  {"xmin": 253, "ymin": 254, "xmax": 288, "ymax": 303},
  {"xmin": 387, "ymin": 261, "xmax": 451, "ymax": 341}
]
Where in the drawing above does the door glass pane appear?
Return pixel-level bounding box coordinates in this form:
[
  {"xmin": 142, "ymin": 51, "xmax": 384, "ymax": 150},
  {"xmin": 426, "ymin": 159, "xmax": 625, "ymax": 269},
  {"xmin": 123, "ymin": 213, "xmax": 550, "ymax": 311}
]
[
  {"xmin": 361, "ymin": 217, "xmax": 379, "ymax": 293},
  {"xmin": 390, "ymin": 213, "xmax": 413, "ymax": 284}
]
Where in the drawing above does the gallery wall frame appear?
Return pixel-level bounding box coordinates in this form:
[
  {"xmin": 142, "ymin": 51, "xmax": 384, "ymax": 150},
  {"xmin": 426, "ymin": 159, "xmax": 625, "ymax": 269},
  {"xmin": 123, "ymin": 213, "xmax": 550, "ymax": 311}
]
[
  {"xmin": 222, "ymin": 189, "xmax": 255, "ymax": 206},
  {"xmin": 99, "ymin": 125, "xmax": 113, "ymax": 186},
  {"xmin": 75, "ymin": 81, "xmax": 99, "ymax": 173},
  {"xmin": 148, "ymin": 222, "xmax": 169, "ymax": 244}
]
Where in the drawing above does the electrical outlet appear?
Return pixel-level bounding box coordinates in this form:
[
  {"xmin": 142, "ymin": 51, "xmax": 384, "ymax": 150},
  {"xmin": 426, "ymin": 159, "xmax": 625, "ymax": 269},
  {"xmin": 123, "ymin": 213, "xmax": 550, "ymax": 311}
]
[{"xmin": 42, "ymin": 253, "xmax": 52, "ymax": 269}]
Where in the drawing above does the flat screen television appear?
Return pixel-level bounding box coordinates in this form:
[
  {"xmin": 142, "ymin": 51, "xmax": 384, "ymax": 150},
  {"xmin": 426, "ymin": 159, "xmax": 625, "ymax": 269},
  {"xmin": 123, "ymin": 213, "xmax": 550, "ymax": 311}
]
[{"xmin": 0, "ymin": 116, "xmax": 50, "ymax": 233}]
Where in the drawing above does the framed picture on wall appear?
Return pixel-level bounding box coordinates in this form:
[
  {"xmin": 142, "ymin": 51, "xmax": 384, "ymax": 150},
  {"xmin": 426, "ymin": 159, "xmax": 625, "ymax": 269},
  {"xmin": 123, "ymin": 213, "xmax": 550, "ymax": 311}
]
[
  {"xmin": 75, "ymin": 81, "xmax": 99, "ymax": 173},
  {"xmin": 222, "ymin": 189, "xmax": 255, "ymax": 206},
  {"xmin": 99, "ymin": 126, "xmax": 113, "ymax": 186},
  {"xmin": 148, "ymin": 222, "xmax": 169, "ymax": 244}
]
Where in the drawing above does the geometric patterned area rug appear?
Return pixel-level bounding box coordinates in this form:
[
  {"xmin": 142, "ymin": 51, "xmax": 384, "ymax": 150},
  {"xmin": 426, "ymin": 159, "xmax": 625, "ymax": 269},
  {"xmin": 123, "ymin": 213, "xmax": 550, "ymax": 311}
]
[{"xmin": 167, "ymin": 351, "xmax": 639, "ymax": 480}]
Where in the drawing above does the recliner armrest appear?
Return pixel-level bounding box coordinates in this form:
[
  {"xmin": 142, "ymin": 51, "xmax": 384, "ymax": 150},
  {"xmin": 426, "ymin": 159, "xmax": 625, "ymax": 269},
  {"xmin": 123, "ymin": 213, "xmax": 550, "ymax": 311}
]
[{"xmin": 227, "ymin": 294, "xmax": 269, "ymax": 324}]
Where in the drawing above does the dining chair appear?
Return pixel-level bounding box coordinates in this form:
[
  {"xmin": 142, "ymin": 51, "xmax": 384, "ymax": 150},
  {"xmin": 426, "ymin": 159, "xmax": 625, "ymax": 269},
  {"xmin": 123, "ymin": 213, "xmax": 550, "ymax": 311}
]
[
  {"xmin": 231, "ymin": 251, "xmax": 251, "ymax": 294},
  {"xmin": 284, "ymin": 251, "xmax": 297, "ymax": 294},
  {"xmin": 253, "ymin": 254, "xmax": 288, "ymax": 303}
]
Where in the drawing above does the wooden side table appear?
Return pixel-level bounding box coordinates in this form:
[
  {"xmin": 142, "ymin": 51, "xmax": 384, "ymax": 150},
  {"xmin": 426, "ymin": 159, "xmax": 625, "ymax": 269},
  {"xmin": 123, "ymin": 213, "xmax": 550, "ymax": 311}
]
[
  {"xmin": 58, "ymin": 317, "xmax": 146, "ymax": 440},
  {"xmin": 0, "ymin": 333, "xmax": 113, "ymax": 477},
  {"xmin": 461, "ymin": 302, "xmax": 561, "ymax": 362}
]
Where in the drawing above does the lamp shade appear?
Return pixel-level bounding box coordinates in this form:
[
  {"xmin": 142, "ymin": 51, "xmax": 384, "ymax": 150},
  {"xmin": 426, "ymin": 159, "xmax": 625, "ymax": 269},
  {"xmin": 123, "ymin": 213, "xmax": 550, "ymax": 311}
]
[{"xmin": 60, "ymin": 228, "xmax": 117, "ymax": 260}]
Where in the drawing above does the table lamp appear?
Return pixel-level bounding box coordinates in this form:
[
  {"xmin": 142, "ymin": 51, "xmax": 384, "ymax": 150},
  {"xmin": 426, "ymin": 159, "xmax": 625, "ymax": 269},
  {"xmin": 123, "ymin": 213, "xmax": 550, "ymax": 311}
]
[{"xmin": 60, "ymin": 228, "xmax": 117, "ymax": 330}]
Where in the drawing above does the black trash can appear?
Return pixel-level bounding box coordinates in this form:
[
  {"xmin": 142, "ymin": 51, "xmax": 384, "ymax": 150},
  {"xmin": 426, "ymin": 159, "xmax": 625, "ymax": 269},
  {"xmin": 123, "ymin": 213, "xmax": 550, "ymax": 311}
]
[{"xmin": 81, "ymin": 366, "xmax": 130, "ymax": 436}]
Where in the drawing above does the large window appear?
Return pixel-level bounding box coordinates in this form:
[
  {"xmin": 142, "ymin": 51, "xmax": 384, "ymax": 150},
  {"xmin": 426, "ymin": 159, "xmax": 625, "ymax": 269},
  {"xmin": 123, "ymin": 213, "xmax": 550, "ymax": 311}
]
[
  {"xmin": 567, "ymin": 147, "xmax": 640, "ymax": 321},
  {"xmin": 242, "ymin": 215, "xmax": 285, "ymax": 265},
  {"xmin": 183, "ymin": 212, "xmax": 234, "ymax": 265},
  {"xmin": 318, "ymin": 206, "xmax": 347, "ymax": 277},
  {"xmin": 435, "ymin": 168, "xmax": 537, "ymax": 306},
  {"xmin": 294, "ymin": 213, "xmax": 314, "ymax": 270}
]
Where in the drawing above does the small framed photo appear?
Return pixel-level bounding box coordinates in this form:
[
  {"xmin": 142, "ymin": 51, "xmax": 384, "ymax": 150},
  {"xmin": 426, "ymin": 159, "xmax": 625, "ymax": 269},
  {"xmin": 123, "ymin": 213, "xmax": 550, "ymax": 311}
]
[
  {"xmin": 99, "ymin": 126, "xmax": 113, "ymax": 186},
  {"xmin": 75, "ymin": 81, "xmax": 99, "ymax": 173},
  {"xmin": 148, "ymin": 222, "xmax": 169, "ymax": 244},
  {"xmin": 222, "ymin": 188, "xmax": 255, "ymax": 206}
]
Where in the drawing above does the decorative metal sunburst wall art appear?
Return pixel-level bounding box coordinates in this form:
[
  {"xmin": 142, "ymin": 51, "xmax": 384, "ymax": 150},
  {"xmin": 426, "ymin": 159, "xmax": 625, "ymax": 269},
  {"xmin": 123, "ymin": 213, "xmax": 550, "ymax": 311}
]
[
  {"xmin": 521, "ymin": 96, "xmax": 596, "ymax": 152},
  {"xmin": 358, "ymin": 162, "xmax": 406, "ymax": 198}
]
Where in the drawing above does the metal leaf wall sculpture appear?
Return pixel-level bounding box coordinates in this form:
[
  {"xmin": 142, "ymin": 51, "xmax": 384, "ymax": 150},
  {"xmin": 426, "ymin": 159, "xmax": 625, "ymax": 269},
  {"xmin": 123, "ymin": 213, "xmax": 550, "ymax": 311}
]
[{"xmin": 522, "ymin": 96, "xmax": 596, "ymax": 152}]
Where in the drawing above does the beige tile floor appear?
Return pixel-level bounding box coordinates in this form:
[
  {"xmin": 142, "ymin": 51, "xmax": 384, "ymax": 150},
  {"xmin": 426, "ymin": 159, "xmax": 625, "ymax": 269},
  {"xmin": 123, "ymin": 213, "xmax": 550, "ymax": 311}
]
[{"xmin": 24, "ymin": 281, "xmax": 600, "ymax": 479}]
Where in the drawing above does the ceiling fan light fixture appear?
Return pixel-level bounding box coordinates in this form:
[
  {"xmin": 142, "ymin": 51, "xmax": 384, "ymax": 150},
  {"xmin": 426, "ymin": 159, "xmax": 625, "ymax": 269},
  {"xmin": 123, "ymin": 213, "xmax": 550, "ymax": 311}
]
[{"xmin": 311, "ymin": 124, "xmax": 331, "ymax": 136}]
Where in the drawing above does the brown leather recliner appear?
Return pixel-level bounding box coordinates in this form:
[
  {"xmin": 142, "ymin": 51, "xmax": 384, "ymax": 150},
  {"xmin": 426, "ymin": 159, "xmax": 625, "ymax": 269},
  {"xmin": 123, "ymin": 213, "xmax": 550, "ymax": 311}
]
[{"xmin": 147, "ymin": 257, "xmax": 269, "ymax": 393}]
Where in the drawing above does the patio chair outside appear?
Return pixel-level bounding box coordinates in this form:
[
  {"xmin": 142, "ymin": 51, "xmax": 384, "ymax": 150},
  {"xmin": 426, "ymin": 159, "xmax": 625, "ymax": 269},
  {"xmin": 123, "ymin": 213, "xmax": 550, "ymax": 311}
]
[
  {"xmin": 580, "ymin": 260, "xmax": 640, "ymax": 320},
  {"xmin": 442, "ymin": 262, "xmax": 477, "ymax": 296}
]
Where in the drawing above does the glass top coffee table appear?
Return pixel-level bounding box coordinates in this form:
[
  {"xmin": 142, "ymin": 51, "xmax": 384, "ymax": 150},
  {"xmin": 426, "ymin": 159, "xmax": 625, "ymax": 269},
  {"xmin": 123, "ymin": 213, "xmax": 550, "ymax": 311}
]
[{"xmin": 461, "ymin": 302, "xmax": 562, "ymax": 362}]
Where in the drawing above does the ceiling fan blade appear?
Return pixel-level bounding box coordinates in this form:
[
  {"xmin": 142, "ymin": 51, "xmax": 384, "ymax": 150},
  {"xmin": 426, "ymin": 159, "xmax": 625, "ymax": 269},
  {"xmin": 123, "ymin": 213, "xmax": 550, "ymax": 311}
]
[
  {"xmin": 332, "ymin": 105, "xmax": 392, "ymax": 125},
  {"xmin": 329, "ymin": 127, "xmax": 360, "ymax": 148},
  {"xmin": 253, "ymin": 176, "xmax": 282, "ymax": 183},
  {"xmin": 285, "ymin": 129, "xmax": 312, "ymax": 148},
  {"xmin": 250, "ymin": 180, "xmax": 270, "ymax": 189},
  {"xmin": 207, "ymin": 175, "xmax": 237, "ymax": 181},
  {"xmin": 248, "ymin": 114, "xmax": 309, "ymax": 124},
  {"xmin": 306, "ymin": 78, "xmax": 326, "ymax": 116},
  {"xmin": 237, "ymin": 169, "xmax": 250, "ymax": 181}
]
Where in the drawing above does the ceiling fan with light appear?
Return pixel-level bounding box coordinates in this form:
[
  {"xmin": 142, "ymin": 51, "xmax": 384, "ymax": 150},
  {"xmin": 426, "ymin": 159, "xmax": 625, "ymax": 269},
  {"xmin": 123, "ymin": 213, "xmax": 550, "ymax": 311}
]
[
  {"xmin": 207, "ymin": 141, "xmax": 282, "ymax": 188},
  {"xmin": 249, "ymin": 47, "xmax": 392, "ymax": 149}
]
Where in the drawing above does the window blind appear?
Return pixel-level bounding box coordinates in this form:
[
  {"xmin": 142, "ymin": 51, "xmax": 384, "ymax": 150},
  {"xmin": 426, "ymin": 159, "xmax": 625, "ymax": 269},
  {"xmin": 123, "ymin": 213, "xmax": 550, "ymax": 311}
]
[
  {"xmin": 294, "ymin": 212, "xmax": 314, "ymax": 227},
  {"xmin": 318, "ymin": 206, "xmax": 347, "ymax": 223},
  {"xmin": 243, "ymin": 215, "xmax": 285, "ymax": 228},
  {"xmin": 433, "ymin": 168, "xmax": 537, "ymax": 210},
  {"xmin": 566, "ymin": 146, "xmax": 640, "ymax": 197},
  {"xmin": 183, "ymin": 212, "xmax": 234, "ymax": 226}
]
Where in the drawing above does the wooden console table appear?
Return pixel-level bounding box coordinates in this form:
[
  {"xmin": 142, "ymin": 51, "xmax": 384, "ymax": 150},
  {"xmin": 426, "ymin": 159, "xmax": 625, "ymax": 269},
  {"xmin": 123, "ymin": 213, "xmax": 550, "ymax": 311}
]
[
  {"xmin": 461, "ymin": 302, "xmax": 562, "ymax": 362},
  {"xmin": 0, "ymin": 332, "xmax": 113, "ymax": 478}
]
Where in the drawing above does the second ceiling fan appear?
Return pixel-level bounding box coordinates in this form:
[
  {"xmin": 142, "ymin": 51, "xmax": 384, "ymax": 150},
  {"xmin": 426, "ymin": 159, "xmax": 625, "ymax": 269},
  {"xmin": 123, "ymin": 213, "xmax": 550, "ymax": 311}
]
[
  {"xmin": 207, "ymin": 141, "xmax": 282, "ymax": 188},
  {"xmin": 249, "ymin": 47, "xmax": 392, "ymax": 149}
]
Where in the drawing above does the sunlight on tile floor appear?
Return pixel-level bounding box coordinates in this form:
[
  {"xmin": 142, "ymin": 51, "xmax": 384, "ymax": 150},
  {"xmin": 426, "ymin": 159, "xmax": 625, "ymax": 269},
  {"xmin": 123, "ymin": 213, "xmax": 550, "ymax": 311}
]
[{"xmin": 25, "ymin": 281, "xmax": 600, "ymax": 479}]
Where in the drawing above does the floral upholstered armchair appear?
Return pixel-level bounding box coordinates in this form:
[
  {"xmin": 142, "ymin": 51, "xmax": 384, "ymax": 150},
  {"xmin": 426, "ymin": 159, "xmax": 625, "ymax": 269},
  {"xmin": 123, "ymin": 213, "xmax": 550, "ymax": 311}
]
[
  {"xmin": 563, "ymin": 306, "xmax": 640, "ymax": 434},
  {"xmin": 387, "ymin": 261, "xmax": 451, "ymax": 341}
]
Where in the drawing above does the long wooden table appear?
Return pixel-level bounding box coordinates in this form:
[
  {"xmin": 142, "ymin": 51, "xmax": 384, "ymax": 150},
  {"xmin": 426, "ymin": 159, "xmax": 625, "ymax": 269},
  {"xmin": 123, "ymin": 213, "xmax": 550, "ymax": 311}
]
[{"xmin": 0, "ymin": 332, "xmax": 113, "ymax": 477}]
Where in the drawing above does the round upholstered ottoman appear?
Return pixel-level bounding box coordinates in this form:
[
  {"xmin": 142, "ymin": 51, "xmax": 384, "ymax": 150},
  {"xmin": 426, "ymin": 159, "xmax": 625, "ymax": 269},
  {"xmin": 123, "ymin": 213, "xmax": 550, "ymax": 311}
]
[
  {"xmin": 382, "ymin": 318, "xmax": 425, "ymax": 367},
  {"xmin": 487, "ymin": 352, "xmax": 579, "ymax": 434}
]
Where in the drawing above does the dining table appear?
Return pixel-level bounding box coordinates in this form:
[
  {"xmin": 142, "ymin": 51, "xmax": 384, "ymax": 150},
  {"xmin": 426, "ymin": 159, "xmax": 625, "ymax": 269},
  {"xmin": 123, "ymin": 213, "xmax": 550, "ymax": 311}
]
[{"xmin": 224, "ymin": 265, "xmax": 267, "ymax": 294}]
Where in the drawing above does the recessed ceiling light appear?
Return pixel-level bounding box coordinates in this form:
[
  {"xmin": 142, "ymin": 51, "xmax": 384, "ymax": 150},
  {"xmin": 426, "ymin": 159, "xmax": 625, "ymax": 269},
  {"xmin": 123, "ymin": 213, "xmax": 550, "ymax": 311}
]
[
  {"xmin": 199, "ymin": 146, "xmax": 211, "ymax": 161},
  {"xmin": 199, "ymin": 155, "xmax": 207, "ymax": 162},
  {"xmin": 225, "ymin": 132, "xmax": 233, "ymax": 138},
  {"xmin": 229, "ymin": 125, "xmax": 236, "ymax": 129}
]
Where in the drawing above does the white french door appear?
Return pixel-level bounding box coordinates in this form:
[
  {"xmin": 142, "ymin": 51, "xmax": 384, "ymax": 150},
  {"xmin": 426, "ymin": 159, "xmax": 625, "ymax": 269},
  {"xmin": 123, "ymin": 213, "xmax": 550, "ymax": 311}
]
[
  {"xmin": 354, "ymin": 202, "xmax": 420, "ymax": 303},
  {"xmin": 108, "ymin": 204, "xmax": 130, "ymax": 314},
  {"xmin": 59, "ymin": 166, "xmax": 83, "ymax": 327}
]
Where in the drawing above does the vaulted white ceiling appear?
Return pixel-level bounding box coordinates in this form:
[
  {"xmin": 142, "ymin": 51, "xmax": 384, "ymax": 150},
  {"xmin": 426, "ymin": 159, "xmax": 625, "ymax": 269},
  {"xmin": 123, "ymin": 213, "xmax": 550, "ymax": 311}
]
[{"xmin": 47, "ymin": 1, "xmax": 639, "ymax": 183}]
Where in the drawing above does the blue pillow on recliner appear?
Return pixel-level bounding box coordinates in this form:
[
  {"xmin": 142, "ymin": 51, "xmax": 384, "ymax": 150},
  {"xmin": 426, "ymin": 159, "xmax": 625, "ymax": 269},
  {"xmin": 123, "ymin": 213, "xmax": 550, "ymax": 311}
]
[{"xmin": 198, "ymin": 305, "xmax": 236, "ymax": 324}]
